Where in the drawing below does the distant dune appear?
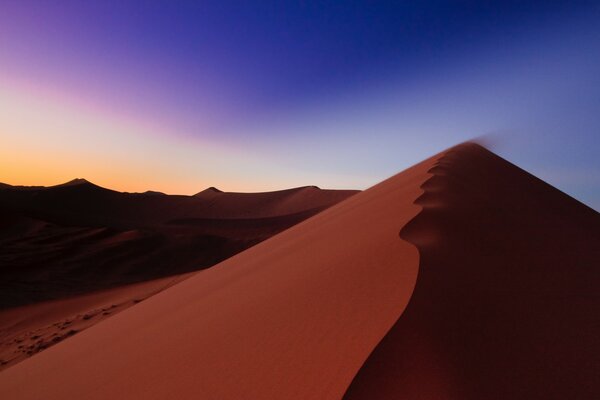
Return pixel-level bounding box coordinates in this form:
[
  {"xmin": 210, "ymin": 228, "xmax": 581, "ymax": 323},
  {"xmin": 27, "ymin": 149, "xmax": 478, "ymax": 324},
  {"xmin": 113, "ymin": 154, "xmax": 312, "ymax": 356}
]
[
  {"xmin": 0, "ymin": 181, "xmax": 357, "ymax": 307},
  {"xmin": 0, "ymin": 183, "xmax": 357, "ymax": 370},
  {"xmin": 0, "ymin": 143, "xmax": 597, "ymax": 399}
]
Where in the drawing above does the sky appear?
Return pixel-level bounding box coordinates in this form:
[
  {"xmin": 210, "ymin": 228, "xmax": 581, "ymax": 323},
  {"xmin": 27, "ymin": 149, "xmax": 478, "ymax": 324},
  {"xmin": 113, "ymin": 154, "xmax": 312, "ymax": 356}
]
[{"xmin": 0, "ymin": 1, "xmax": 599, "ymax": 209}]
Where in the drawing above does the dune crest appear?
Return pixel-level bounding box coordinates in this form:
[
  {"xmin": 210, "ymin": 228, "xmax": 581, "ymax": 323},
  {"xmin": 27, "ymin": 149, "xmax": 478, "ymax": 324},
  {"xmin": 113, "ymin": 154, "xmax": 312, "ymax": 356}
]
[
  {"xmin": 1, "ymin": 144, "xmax": 597, "ymax": 399},
  {"xmin": 0, "ymin": 150, "xmax": 440, "ymax": 399},
  {"xmin": 343, "ymin": 143, "xmax": 600, "ymax": 399}
]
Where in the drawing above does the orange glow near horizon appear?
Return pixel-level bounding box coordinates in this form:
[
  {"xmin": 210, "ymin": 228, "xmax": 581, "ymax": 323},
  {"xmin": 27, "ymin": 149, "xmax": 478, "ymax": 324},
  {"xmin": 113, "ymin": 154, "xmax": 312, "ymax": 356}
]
[
  {"xmin": 0, "ymin": 80, "xmax": 304, "ymax": 195},
  {"xmin": 0, "ymin": 81, "xmax": 360, "ymax": 195}
]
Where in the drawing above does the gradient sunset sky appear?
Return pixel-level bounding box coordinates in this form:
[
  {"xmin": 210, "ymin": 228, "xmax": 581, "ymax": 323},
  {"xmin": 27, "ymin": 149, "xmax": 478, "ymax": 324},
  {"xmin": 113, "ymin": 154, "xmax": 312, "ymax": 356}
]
[{"xmin": 1, "ymin": 1, "xmax": 599, "ymax": 209}]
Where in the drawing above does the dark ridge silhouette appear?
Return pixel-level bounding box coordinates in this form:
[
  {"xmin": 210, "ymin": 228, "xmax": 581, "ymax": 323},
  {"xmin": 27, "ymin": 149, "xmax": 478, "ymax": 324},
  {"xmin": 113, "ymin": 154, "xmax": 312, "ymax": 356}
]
[
  {"xmin": 142, "ymin": 190, "xmax": 166, "ymax": 196},
  {"xmin": 343, "ymin": 143, "xmax": 600, "ymax": 399},
  {"xmin": 55, "ymin": 178, "xmax": 95, "ymax": 187},
  {"xmin": 0, "ymin": 182, "xmax": 358, "ymax": 309},
  {"xmin": 194, "ymin": 186, "xmax": 223, "ymax": 196},
  {"xmin": 0, "ymin": 147, "xmax": 433, "ymax": 394}
]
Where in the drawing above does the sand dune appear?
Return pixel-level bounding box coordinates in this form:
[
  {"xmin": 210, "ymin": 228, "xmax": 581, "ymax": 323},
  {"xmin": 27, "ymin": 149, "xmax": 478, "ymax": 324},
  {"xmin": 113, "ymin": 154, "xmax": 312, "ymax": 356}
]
[
  {"xmin": 0, "ymin": 183, "xmax": 356, "ymax": 370},
  {"xmin": 1, "ymin": 180, "xmax": 354, "ymax": 226},
  {"xmin": 0, "ymin": 182, "xmax": 357, "ymax": 308},
  {"xmin": 0, "ymin": 273, "xmax": 193, "ymax": 371},
  {"xmin": 0, "ymin": 143, "xmax": 598, "ymax": 399},
  {"xmin": 343, "ymin": 143, "xmax": 600, "ymax": 399},
  {"xmin": 0, "ymin": 149, "xmax": 438, "ymax": 398}
]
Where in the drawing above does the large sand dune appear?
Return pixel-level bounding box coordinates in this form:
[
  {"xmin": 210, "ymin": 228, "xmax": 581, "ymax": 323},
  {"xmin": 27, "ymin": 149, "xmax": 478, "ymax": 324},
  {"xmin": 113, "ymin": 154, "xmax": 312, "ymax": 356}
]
[
  {"xmin": 0, "ymin": 149, "xmax": 437, "ymax": 398},
  {"xmin": 343, "ymin": 143, "xmax": 600, "ymax": 399},
  {"xmin": 0, "ymin": 143, "xmax": 598, "ymax": 398},
  {"xmin": 0, "ymin": 183, "xmax": 356, "ymax": 370}
]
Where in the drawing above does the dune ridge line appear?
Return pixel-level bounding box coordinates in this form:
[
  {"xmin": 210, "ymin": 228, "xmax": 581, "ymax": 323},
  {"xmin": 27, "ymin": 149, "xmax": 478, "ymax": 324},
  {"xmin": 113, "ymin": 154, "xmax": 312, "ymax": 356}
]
[
  {"xmin": 343, "ymin": 142, "xmax": 600, "ymax": 399},
  {"xmin": 0, "ymin": 151, "xmax": 440, "ymax": 399}
]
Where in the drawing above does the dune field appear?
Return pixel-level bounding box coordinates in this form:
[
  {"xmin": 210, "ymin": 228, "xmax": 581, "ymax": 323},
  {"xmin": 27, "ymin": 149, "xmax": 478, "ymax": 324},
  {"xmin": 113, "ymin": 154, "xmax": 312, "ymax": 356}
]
[
  {"xmin": 0, "ymin": 182, "xmax": 356, "ymax": 370},
  {"xmin": 0, "ymin": 143, "xmax": 598, "ymax": 399}
]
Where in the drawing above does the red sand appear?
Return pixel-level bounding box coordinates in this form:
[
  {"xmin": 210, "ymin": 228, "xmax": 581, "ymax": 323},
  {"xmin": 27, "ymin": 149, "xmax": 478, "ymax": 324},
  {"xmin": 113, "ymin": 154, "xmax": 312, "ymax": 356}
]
[
  {"xmin": 343, "ymin": 143, "xmax": 600, "ymax": 399},
  {"xmin": 0, "ymin": 183, "xmax": 356, "ymax": 308},
  {"xmin": 0, "ymin": 184, "xmax": 356, "ymax": 370},
  {"xmin": 1, "ymin": 143, "xmax": 598, "ymax": 399},
  {"xmin": 0, "ymin": 273, "xmax": 193, "ymax": 371},
  {"xmin": 0, "ymin": 151, "xmax": 437, "ymax": 399}
]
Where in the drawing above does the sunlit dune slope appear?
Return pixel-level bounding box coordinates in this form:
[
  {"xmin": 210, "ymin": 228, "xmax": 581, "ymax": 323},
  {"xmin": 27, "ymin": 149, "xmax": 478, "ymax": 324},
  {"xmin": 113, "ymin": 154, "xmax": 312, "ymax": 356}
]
[
  {"xmin": 1, "ymin": 143, "xmax": 597, "ymax": 399},
  {"xmin": 0, "ymin": 273, "xmax": 193, "ymax": 371},
  {"xmin": 0, "ymin": 150, "xmax": 439, "ymax": 399}
]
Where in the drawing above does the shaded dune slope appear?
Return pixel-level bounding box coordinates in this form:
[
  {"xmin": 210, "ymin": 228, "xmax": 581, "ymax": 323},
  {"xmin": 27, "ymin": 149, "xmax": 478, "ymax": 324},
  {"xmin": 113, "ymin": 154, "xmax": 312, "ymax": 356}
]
[
  {"xmin": 0, "ymin": 152, "xmax": 439, "ymax": 398},
  {"xmin": 343, "ymin": 143, "xmax": 600, "ymax": 399},
  {"xmin": 0, "ymin": 184, "xmax": 356, "ymax": 370},
  {"xmin": 1, "ymin": 180, "xmax": 353, "ymax": 225},
  {"xmin": 0, "ymin": 184, "xmax": 356, "ymax": 308}
]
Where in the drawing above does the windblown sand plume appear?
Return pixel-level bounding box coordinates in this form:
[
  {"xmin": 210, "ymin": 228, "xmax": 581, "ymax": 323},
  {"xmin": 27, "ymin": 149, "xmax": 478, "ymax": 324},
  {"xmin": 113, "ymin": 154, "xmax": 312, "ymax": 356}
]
[{"xmin": 0, "ymin": 143, "xmax": 597, "ymax": 399}]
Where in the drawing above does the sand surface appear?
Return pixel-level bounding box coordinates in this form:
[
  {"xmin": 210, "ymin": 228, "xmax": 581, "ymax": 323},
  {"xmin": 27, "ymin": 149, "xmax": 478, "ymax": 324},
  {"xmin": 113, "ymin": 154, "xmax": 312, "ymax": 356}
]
[
  {"xmin": 0, "ymin": 183, "xmax": 355, "ymax": 370},
  {"xmin": 1, "ymin": 143, "xmax": 598, "ymax": 398},
  {"xmin": 0, "ymin": 183, "xmax": 356, "ymax": 308},
  {"xmin": 0, "ymin": 273, "xmax": 193, "ymax": 371},
  {"xmin": 0, "ymin": 151, "xmax": 438, "ymax": 399},
  {"xmin": 343, "ymin": 143, "xmax": 600, "ymax": 399}
]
